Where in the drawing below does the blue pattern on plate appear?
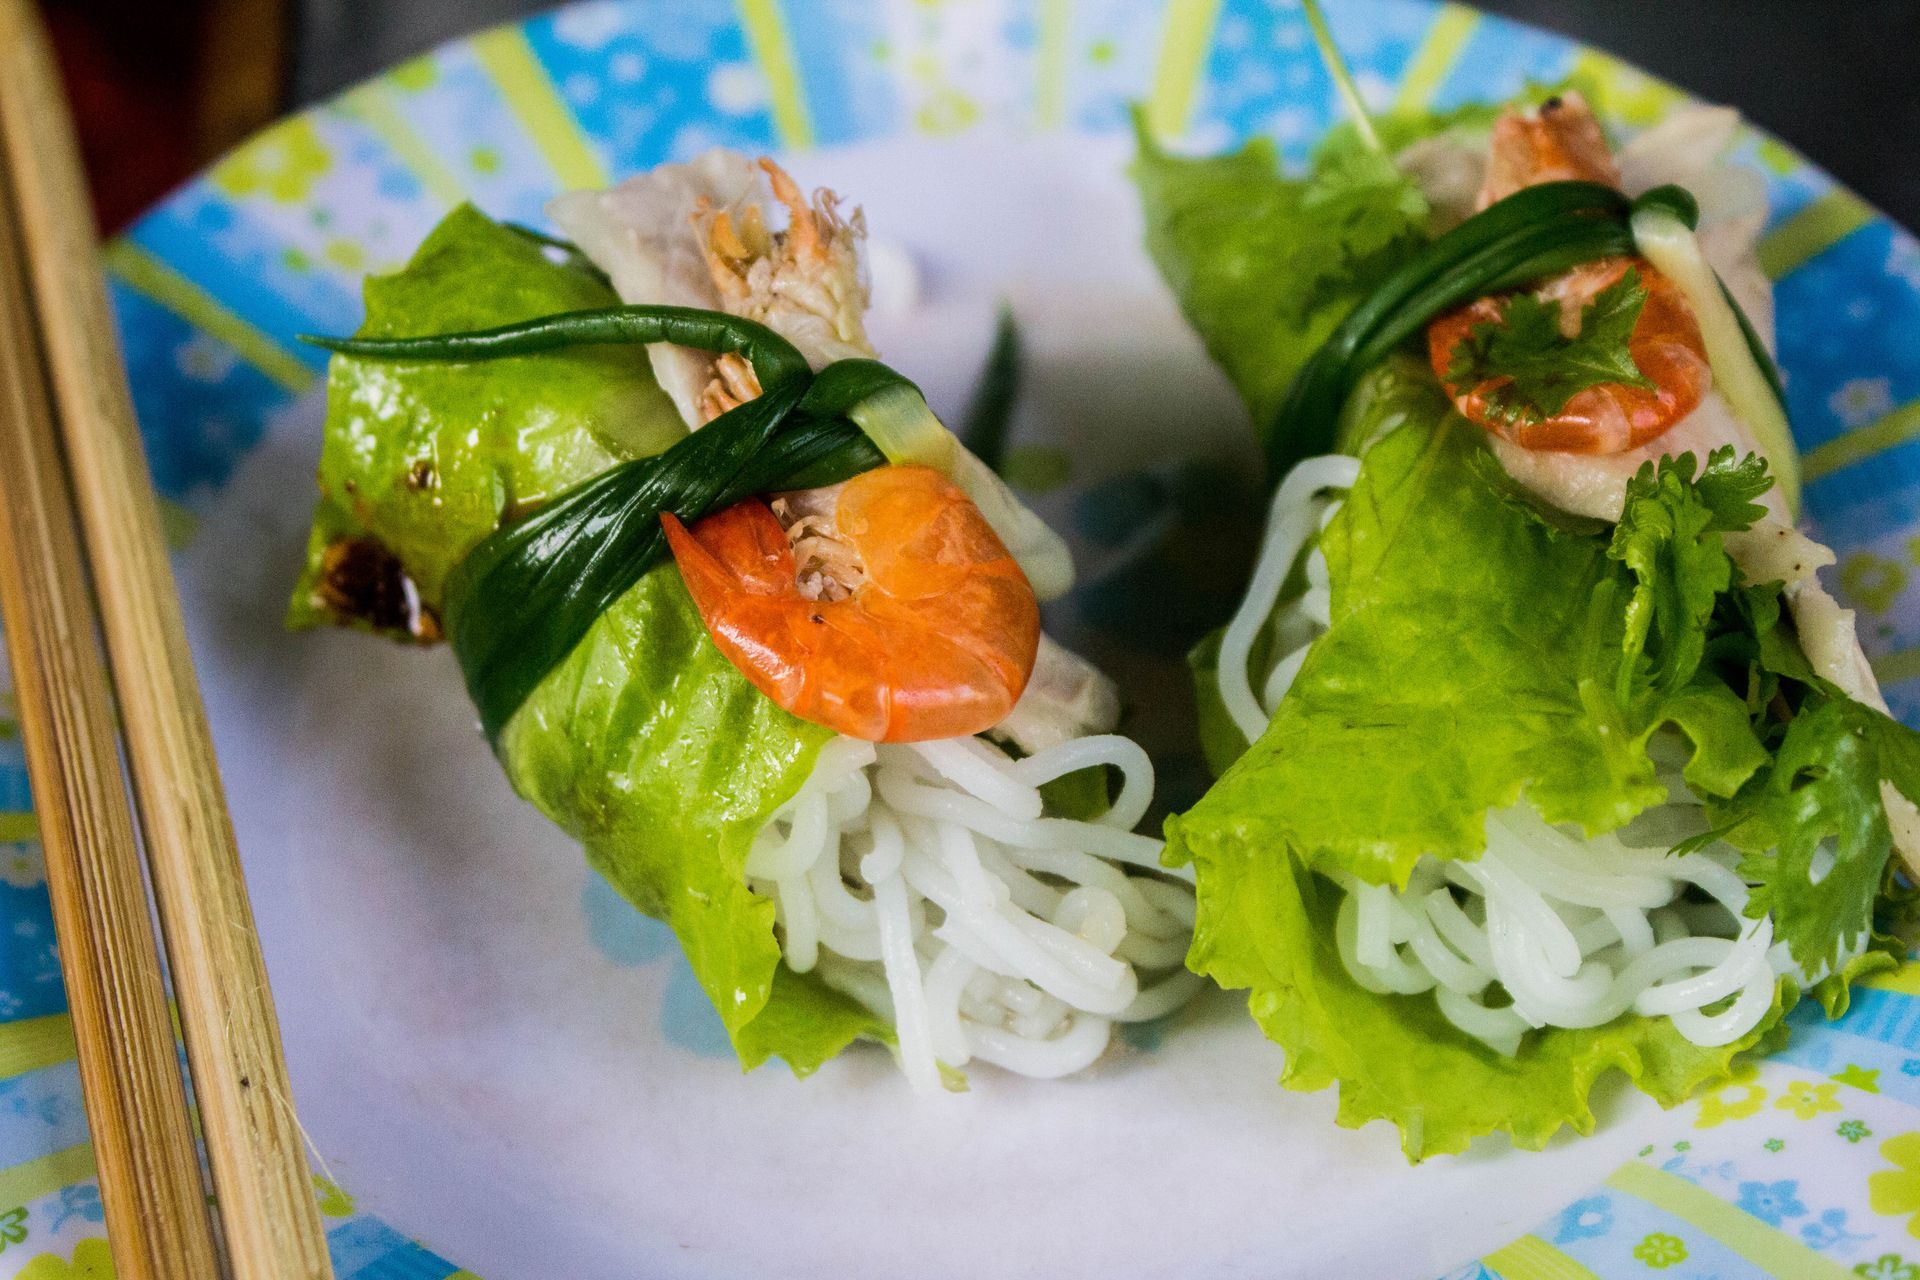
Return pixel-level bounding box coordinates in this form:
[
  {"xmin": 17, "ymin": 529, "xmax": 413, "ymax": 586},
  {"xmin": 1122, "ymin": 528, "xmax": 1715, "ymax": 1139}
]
[
  {"xmin": 377, "ymin": 41, "xmax": 562, "ymax": 228},
  {"xmin": 1196, "ymin": 0, "xmax": 1425, "ymax": 159},
  {"xmin": 1781, "ymin": 222, "xmax": 1920, "ymax": 467},
  {"xmin": 0, "ymin": 883, "xmax": 64, "ymax": 1027},
  {"xmin": 1431, "ymin": 11, "xmax": 1570, "ymax": 109},
  {"xmin": 108, "ymin": 280, "xmax": 295, "ymax": 502},
  {"xmin": 1064, "ymin": 0, "xmax": 1166, "ymax": 132},
  {"xmin": 123, "ymin": 198, "xmax": 359, "ymax": 368},
  {"xmin": 0, "ymin": 1066, "xmax": 86, "ymax": 1169},
  {"xmin": 325, "ymin": 1216, "xmax": 464, "ymax": 1280},
  {"xmin": 525, "ymin": 0, "xmax": 782, "ymax": 171},
  {"xmin": 786, "ymin": 1, "xmax": 905, "ymax": 144},
  {"xmin": 1744, "ymin": 134, "xmax": 1836, "ymax": 230},
  {"xmin": 0, "ymin": 760, "xmax": 29, "ymax": 813},
  {"xmin": 0, "ymin": 2, "xmax": 1909, "ymax": 1276}
]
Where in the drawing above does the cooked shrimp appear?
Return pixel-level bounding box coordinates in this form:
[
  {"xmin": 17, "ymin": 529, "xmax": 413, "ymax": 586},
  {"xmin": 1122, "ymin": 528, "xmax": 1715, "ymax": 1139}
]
[
  {"xmin": 1477, "ymin": 92, "xmax": 1620, "ymax": 209},
  {"xmin": 1428, "ymin": 93, "xmax": 1710, "ymax": 455},
  {"xmin": 1427, "ymin": 256, "xmax": 1710, "ymax": 453},
  {"xmin": 661, "ymin": 464, "xmax": 1041, "ymax": 743}
]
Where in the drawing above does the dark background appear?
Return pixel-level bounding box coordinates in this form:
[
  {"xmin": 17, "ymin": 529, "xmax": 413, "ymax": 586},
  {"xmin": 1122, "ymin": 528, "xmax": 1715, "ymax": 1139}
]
[{"xmin": 46, "ymin": 0, "xmax": 1920, "ymax": 232}]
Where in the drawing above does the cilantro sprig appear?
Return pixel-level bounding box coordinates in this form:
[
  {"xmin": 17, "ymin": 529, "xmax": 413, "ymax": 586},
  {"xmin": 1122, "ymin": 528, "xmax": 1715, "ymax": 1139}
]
[
  {"xmin": 1444, "ymin": 267, "xmax": 1655, "ymax": 425},
  {"xmin": 1609, "ymin": 448, "xmax": 1772, "ymax": 698}
]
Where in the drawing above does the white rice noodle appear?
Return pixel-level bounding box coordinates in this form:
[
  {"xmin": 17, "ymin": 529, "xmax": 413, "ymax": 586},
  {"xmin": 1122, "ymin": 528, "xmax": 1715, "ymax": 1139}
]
[
  {"xmin": 747, "ymin": 731, "xmax": 1199, "ymax": 1090},
  {"xmin": 1229, "ymin": 463, "xmax": 1839, "ymax": 1056},
  {"xmin": 1217, "ymin": 454, "xmax": 1360, "ymax": 744},
  {"xmin": 1337, "ymin": 799, "xmax": 1796, "ymax": 1053}
]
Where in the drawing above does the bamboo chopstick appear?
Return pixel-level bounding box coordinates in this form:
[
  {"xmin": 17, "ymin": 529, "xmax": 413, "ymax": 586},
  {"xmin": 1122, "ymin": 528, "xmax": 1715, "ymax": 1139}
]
[
  {"xmin": 0, "ymin": 153, "xmax": 223, "ymax": 1280},
  {"xmin": 0, "ymin": 3, "xmax": 335, "ymax": 1278}
]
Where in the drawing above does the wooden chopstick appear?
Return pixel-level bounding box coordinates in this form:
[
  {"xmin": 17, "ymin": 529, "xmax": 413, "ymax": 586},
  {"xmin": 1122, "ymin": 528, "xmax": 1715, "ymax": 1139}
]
[
  {"xmin": 0, "ymin": 3, "xmax": 335, "ymax": 1278},
  {"xmin": 0, "ymin": 139, "xmax": 224, "ymax": 1280}
]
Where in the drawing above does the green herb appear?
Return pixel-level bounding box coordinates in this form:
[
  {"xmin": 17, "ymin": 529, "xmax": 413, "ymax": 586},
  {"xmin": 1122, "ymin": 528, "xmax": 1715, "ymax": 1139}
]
[
  {"xmin": 1609, "ymin": 448, "xmax": 1771, "ymax": 697},
  {"xmin": 1269, "ymin": 181, "xmax": 1639, "ymax": 471},
  {"xmin": 728, "ymin": 413, "xmax": 883, "ymax": 495},
  {"xmin": 1300, "ymin": 0, "xmax": 1381, "ymax": 153},
  {"xmin": 1444, "ymin": 267, "xmax": 1655, "ymax": 424},
  {"xmin": 1725, "ymin": 699, "xmax": 1920, "ymax": 977},
  {"xmin": 1723, "ymin": 275, "xmax": 1787, "ymax": 404},
  {"xmin": 303, "ymin": 303, "xmax": 812, "ymax": 389}
]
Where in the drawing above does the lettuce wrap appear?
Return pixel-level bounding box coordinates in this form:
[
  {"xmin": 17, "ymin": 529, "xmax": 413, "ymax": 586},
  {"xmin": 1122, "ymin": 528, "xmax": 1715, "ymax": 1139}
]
[
  {"xmin": 292, "ymin": 156, "xmax": 1198, "ymax": 1089},
  {"xmin": 1138, "ymin": 97, "xmax": 1920, "ymax": 1157},
  {"xmin": 291, "ymin": 204, "xmax": 885, "ymax": 1071}
]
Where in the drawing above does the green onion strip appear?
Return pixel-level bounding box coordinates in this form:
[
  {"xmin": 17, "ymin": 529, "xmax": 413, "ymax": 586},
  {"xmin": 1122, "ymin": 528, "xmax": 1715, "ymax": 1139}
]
[
  {"xmin": 1269, "ymin": 180, "xmax": 1783, "ymax": 476},
  {"xmin": 303, "ymin": 305, "xmax": 892, "ymax": 742}
]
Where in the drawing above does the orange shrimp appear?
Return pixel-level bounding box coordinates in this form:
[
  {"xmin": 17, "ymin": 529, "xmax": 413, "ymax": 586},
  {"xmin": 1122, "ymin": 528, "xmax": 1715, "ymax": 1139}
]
[
  {"xmin": 1477, "ymin": 92, "xmax": 1620, "ymax": 210},
  {"xmin": 661, "ymin": 464, "xmax": 1041, "ymax": 742},
  {"xmin": 1427, "ymin": 93, "xmax": 1710, "ymax": 455},
  {"xmin": 1427, "ymin": 257, "xmax": 1710, "ymax": 453}
]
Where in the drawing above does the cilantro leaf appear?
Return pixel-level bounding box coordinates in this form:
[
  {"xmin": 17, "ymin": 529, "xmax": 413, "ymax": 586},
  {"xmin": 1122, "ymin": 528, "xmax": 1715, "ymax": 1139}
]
[
  {"xmin": 1609, "ymin": 448, "xmax": 1773, "ymax": 697},
  {"xmin": 1691, "ymin": 448, "xmax": 1776, "ymax": 525},
  {"xmin": 1723, "ymin": 698, "xmax": 1920, "ymax": 977},
  {"xmin": 1444, "ymin": 268, "xmax": 1655, "ymax": 425}
]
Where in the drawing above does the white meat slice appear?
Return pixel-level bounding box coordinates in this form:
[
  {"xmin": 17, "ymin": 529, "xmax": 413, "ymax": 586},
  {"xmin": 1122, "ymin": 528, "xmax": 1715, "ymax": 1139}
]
[
  {"xmin": 994, "ymin": 635, "xmax": 1122, "ymax": 755},
  {"xmin": 1488, "ymin": 390, "xmax": 1787, "ymax": 523},
  {"xmin": 548, "ymin": 150, "xmax": 762, "ymax": 426}
]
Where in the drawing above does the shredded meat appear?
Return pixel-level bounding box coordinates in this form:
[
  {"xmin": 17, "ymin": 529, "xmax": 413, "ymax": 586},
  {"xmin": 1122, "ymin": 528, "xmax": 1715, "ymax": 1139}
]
[{"xmin": 690, "ymin": 158, "xmax": 871, "ymax": 422}]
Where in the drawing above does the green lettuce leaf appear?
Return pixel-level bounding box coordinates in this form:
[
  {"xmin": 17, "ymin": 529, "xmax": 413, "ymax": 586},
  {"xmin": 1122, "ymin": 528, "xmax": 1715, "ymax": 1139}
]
[
  {"xmin": 1189, "ymin": 413, "xmax": 1770, "ymax": 889},
  {"xmin": 1188, "ymin": 628, "xmax": 1254, "ymax": 781},
  {"xmin": 1171, "ymin": 394, "xmax": 1896, "ymax": 1157},
  {"xmin": 1157, "ymin": 84, "xmax": 1913, "ymax": 1158},
  {"xmin": 1187, "ymin": 357, "xmax": 1453, "ymax": 776},
  {"xmin": 1165, "ymin": 809, "xmax": 1792, "ymax": 1160},
  {"xmin": 500, "ymin": 564, "xmax": 888, "ymax": 1072},
  {"xmin": 1130, "ymin": 112, "xmax": 1429, "ymax": 437},
  {"xmin": 288, "ymin": 204, "xmax": 683, "ymax": 639},
  {"xmin": 290, "ymin": 204, "xmax": 885, "ymax": 1073}
]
